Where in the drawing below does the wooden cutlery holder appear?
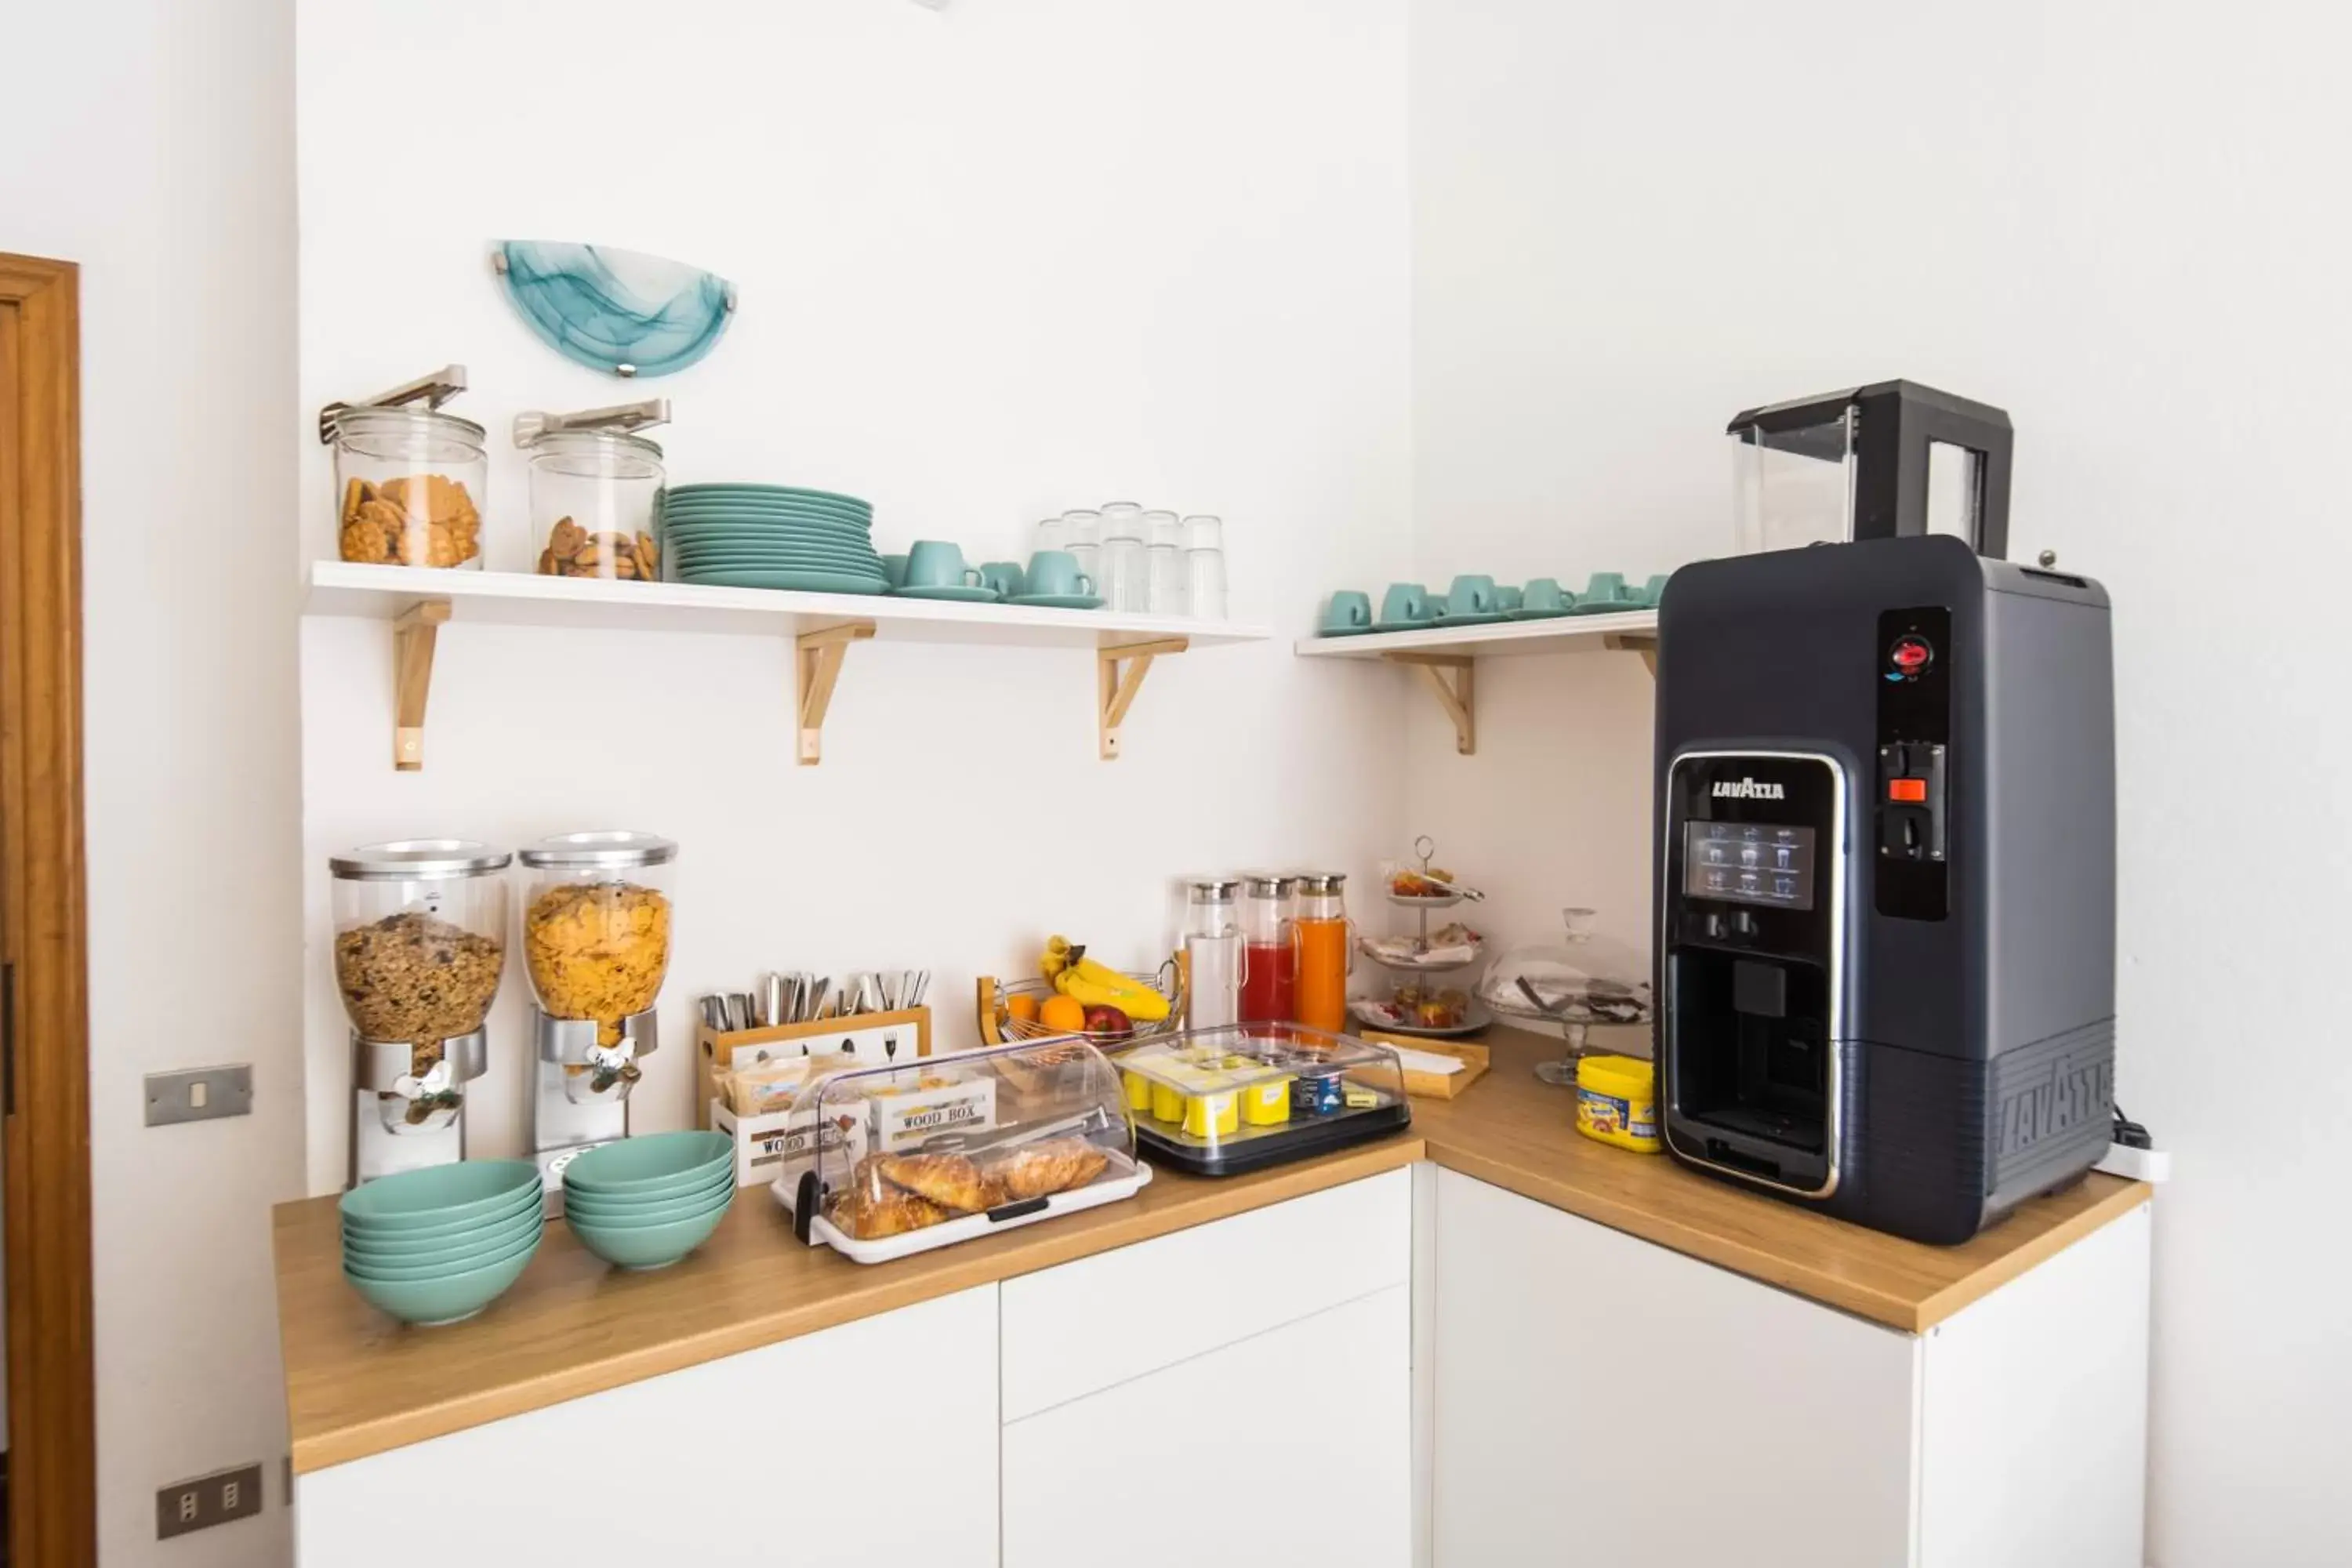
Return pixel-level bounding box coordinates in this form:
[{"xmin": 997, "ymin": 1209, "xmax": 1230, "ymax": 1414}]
[{"xmin": 695, "ymin": 1007, "xmax": 934, "ymax": 1131}]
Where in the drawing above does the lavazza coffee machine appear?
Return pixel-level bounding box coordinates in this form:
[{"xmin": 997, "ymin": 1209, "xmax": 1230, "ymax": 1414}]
[{"xmin": 1655, "ymin": 386, "xmax": 2116, "ymax": 1244}]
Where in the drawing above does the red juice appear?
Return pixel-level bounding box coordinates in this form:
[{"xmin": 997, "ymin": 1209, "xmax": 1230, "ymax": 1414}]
[{"xmin": 1240, "ymin": 940, "xmax": 1295, "ymax": 1024}]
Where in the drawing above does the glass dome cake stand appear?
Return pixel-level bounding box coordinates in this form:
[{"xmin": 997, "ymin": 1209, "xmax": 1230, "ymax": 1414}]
[{"xmin": 1476, "ymin": 908, "xmax": 1654, "ymax": 1086}]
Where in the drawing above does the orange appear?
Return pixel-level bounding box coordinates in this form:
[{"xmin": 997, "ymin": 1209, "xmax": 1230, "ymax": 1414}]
[
  {"xmin": 1037, "ymin": 994, "xmax": 1088, "ymax": 1033},
  {"xmin": 1006, "ymin": 993, "xmax": 1041, "ymax": 1025}
]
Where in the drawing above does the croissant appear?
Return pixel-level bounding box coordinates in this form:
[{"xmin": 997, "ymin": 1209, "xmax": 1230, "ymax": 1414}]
[
  {"xmin": 985, "ymin": 1138, "xmax": 1110, "ymax": 1202},
  {"xmin": 830, "ymin": 1187, "xmax": 949, "ymax": 1240},
  {"xmin": 876, "ymin": 1152, "xmax": 1001, "ymax": 1214}
]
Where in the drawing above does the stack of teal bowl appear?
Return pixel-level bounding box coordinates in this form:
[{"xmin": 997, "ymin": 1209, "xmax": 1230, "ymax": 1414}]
[
  {"xmin": 561, "ymin": 1131, "xmax": 737, "ymax": 1272},
  {"xmin": 655, "ymin": 484, "xmax": 887, "ymax": 593},
  {"xmin": 339, "ymin": 1160, "xmax": 546, "ymax": 1327}
]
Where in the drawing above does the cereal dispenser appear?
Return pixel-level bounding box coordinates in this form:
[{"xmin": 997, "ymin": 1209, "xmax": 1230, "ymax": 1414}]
[
  {"xmin": 329, "ymin": 840, "xmax": 512, "ymax": 1185},
  {"xmin": 516, "ymin": 830, "xmax": 678, "ymax": 1187}
]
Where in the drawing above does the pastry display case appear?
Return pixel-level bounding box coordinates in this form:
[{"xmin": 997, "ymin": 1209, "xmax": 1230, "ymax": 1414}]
[
  {"xmin": 1107, "ymin": 1024, "xmax": 1411, "ymax": 1178},
  {"xmin": 776, "ymin": 1040, "xmax": 1149, "ymax": 1265}
]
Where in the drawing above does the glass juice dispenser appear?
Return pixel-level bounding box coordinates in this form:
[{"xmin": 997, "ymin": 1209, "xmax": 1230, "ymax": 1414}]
[
  {"xmin": 1293, "ymin": 873, "xmax": 1352, "ymax": 1035},
  {"xmin": 329, "ymin": 840, "xmax": 512, "ymax": 1185},
  {"xmin": 1727, "ymin": 380, "xmax": 2014, "ymax": 559},
  {"xmin": 1185, "ymin": 878, "xmax": 1242, "ymax": 1031},
  {"xmin": 516, "ymin": 830, "xmax": 677, "ymax": 1188},
  {"xmin": 1237, "ymin": 873, "xmax": 1298, "ymax": 1026}
]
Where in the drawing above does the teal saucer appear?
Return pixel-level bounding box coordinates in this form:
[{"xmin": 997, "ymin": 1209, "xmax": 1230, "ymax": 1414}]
[
  {"xmin": 1374, "ymin": 620, "xmax": 1434, "ymax": 633},
  {"xmin": 1319, "ymin": 623, "xmax": 1377, "ymax": 637},
  {"xmin": 1566, "ymin": 600, "xmax": 1643, "ymax": 616},
  {"xmin": 1507, "ymin": 606, "xmax": 1577, "ymax": 620},
  {"xmin": 1431, "ymin": 612, "xmax": 1508, "ymax": 626},
  {"xmin": 891, "ymin": 583, "xmax": 1000, "ymax": 602},
  {"xmin": 1006, "ymin": 593, "xmax": 1105, "ymax": 610}
]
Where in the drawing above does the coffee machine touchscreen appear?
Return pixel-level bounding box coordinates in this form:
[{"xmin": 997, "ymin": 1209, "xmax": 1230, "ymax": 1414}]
[{"xmin": 1683, "ymin": 821, "xmax": 1817, "ymax": 909}]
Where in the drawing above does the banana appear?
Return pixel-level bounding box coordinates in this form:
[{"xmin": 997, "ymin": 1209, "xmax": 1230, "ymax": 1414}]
[{"xmin": 1038, "ymin": 936, "xmax": 1172, "ymax": 1021}]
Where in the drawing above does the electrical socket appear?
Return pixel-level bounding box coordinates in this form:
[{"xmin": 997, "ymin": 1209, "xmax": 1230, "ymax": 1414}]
[{"xmin": 155, "ymin": 1462, "xmax": 263, "ymax": 1539}]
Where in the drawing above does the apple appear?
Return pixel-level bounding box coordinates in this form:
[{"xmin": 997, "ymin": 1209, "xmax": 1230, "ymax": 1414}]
[{"xmin": 1082, "ymin": 1004, "xmax": 1134, "ymax": 1040}]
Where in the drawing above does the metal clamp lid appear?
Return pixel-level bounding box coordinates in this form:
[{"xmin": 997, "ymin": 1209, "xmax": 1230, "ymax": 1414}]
[
  {"xmin": 1241, "ymin": 871, "xmax": 1299, "ymax": 897},
  {"xmin": 517, "ymin": 829, "xmax": 678, "ymax": 869},
  {"xmin": 1295, "ymin": 872, "xmax": 1348, "ymax": 893},
  {"xmin": 318, "ymin": 364, "xmax": 474, "ymax": 446},
  {"xmin": 513, "ymin": 397, "xmax": 671, "ymax": 453},
  {"xmin": 1186, "ymin": 877, "xmax": 1240, "ymax": 901},
  {"xmin": 329, "ymin": 838, "xmax": 512, "ymax": 880}
]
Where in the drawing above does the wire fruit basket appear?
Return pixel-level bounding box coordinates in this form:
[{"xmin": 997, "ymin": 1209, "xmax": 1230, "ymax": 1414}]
[{"xmin": 977, "ymin": 955, "xmax": 1188, "ymax": 1048}]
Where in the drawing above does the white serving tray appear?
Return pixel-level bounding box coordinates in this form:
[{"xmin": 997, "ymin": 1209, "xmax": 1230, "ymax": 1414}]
[{"xmin": 771, "ymin": 1151, "xmax": 1154, "ymax": 1265}]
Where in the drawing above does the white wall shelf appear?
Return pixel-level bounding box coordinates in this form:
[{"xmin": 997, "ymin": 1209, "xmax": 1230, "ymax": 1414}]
[
  {"xmin": 1293, "ymin": 610, "xmax": 1657, "ymax": 754},
  {"xmin": 306, "ymin": 561, "xmax": 1269, "ymax": 768}
]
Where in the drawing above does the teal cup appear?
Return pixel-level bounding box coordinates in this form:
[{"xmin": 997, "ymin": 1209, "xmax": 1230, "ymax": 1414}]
[
  {"xmin": 1379, "ymin": 583, "xmax": 1430, "ymax": 625},
  {"xmin": 1522, "ymin": 577, "xmax": 1572, "ymax": 612},
  {"xmin": 904, "ymin": 540, "xmax": 982, "ymax": 590},
  {"xmin": 1323, "ymin": 590, "xmax": 1373, "ymax": 632},
  {"xmin": 979, "ymin": 561, "xmax": 1025, "ymax": 597},
  {"xmin": 882, "ymin": 554, "xmax": 909, "ymax": 589},
  {"xmin": 1642, "ymin": 572, "xmax": 1671, "ymax": 606},
  {"xmin": 1446, "ymin": 575, "xmax": 1498, "ymax": 615},
  {"xmin": 1025, "ymin": 550, "xmax": 1094, "ymax": 597},
  {"xmin": 1582, "ymin": 571, "xmax": 1632, "ymax": 606},
  {"xmin": 1496, "ymin": 586, "xmax": 1523, "ymax": 612}
]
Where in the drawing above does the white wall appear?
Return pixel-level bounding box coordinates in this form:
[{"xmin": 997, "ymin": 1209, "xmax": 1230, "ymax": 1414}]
[
  {"xmin": 1409, "ymin": 3, "xmax": 2352, "ymax": 1564},
  {"xmin": 294, "ymin": 0, "xmax": 1415, "ymax": 1189},
  {"xmin": 0, "ymin": 2, "xmax": 303, "ymax": 1564}
]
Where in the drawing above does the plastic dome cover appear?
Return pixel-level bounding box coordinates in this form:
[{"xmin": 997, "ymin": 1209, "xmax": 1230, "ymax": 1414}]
[{"xmin": 1477, "ymin": 908, "xmax": 1653, "ymax": 1029}]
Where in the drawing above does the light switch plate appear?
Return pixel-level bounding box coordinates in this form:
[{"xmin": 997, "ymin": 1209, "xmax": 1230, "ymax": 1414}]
[{"xmin": 144, "ymin": 1065, "xmax": 253, "ymax": 1127}]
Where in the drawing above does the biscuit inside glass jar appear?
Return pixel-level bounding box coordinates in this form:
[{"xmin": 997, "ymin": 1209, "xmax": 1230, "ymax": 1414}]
[
  {"xmin": 331, "ymin": 405, "xmax": 488, "ymax": 570},
  {"xmin": 524, "ymin": 881, "xmax": 673, "ymax": 1045}
]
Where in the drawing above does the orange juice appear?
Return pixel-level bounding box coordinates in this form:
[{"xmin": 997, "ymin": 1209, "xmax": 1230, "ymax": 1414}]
[{"xmin": 1294, "ymin": 916, "xmax": 1349, "ymax": 1033}]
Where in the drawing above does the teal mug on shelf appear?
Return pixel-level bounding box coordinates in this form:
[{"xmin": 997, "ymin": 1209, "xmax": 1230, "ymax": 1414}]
[
  {"xmin": 1581, "ymin": 571, "xmax": 1632, "ymax": 606},
  {"xmin": 1522, "ymin": 577, "xmax": 1572, "ymax": 612},
  {"xmin": 1446, "ymin": 574, "xmax": 1498, "ymax": 615},
  {"xmin": 1496, "ymin": 585, "xmax": 1524, "ymax": 612},
  {"xmin": 882, "ymin": 554, "xmax": 909, "ymax": 589},
  {"xmin": 1323, "ymin": 590, "xmax": 1373, "ymax": 632},
  {"xmin": 1379, "ymin": 583, "xmax": 1431, "ymax": 625},
  {"xmin": 1642, "ymin": 572, "xmax": 1671, "ymax": 606},
  {"xmin": 979, "ymin": 561, "xmax": 1026, "ymax": 598},
  {"xmin": 904, "ymin": 540, "xmax": 983, "ymax": 590},
  {"xmin": 1025, "ymin": 550, "xmax": 1094, "ymax": 597}
]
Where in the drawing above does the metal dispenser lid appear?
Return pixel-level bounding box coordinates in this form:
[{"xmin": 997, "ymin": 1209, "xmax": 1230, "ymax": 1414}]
[
  {"xmin": 517, "ymin": 829, "xmax": 678, "ymax": 869},
  {"xmin": 1188, "ymin": 877, "xmax": 1240, "ymax": 902},
  {"xmin": 329, "ymin": 839, "xmax": 511, "ymax": 880},
  {"xmin": 513, "ymin": 397, "xmax": 670, "ymax": 459},
  {"xmin": 318, "ymin": 364, "xmax": 481, "ymax": 446},
  {"xmin": 1296, "ymin": 872, "xmax": 1348, "ymax": 894},
  {"xmin": 1240, "ymin": 872, "xmax": 1298, "ymax": 896}
]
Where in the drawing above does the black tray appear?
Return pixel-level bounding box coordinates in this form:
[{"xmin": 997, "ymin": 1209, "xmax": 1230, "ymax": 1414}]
[{"xmin": 1130, "ymin": 1098, "xmax": 1413, "ymax": 1178}]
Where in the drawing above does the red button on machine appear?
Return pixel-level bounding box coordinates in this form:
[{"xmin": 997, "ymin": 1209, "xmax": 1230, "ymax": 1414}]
[
  {"xmin": 1890, "ymin": 636, "xmax": 1933, "ymax": 673},
  {"xmin": 1888, "ymin": 778, "xmax": 1928, "ymax": 803}
]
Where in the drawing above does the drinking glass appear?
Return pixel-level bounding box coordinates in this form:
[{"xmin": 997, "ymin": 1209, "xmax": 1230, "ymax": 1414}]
[
  {"xmin": 1034, "ymin": 515, "xmax": 1069, "ymax": 554},
  {"xmin": 1182, "ymin": 514, "xmax": 1225, "ymax": 552},
  {"xmin": 1185, "ymin": 546, "xmax": 1227, "ymax": 621},
  {"xmin": 1062, "ymin": 509, "xmax": 1102, "ymax": 581},
  {"xmin": 1098, "ymin": 502, "xmax": 1148, "ymax": 613}
]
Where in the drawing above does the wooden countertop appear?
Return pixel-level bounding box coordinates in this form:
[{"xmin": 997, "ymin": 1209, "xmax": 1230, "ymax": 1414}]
[{"xmin": 276, "ymin": 1029, "xmax": 2149, "ymax": 1474}]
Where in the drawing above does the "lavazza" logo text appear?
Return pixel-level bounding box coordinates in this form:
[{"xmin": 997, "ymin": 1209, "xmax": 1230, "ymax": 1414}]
[{"xmin": 1711, "ymin": 779, "xmax": 1784, "ymax": 800}]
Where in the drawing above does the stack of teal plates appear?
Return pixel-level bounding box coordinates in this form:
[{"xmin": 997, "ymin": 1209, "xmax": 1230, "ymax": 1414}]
[{"xmin": 657, "ymin": 485, "xmax": 888, "ymax": 593}]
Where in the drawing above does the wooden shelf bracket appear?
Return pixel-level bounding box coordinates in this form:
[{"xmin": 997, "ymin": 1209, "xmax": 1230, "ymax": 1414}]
[
  {"xmin": 795, "ymin": 620, "xmax": 877, "ymax": 765},
  {"xmin": 1097, "ymin": 637, "xmax": 1189, "ymax": 760},
  {"xmin": 1385, "ymin": 652, "xmax": 1476, "ymax": 755},
  {"xmin": 1605, "ymin": 633, "xmax": 1660, "ymax": 677},
  {"xmin": 392, "ymin": 599, "xmax": 452, "ymax": 771}
]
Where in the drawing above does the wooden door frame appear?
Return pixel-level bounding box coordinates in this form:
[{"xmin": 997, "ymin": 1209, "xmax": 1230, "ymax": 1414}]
[{"xmin": 0, "ymin": 252, "xmax": 98, "ymax": 1566}]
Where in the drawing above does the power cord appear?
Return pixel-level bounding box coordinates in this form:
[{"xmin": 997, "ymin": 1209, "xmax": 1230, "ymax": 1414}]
[
  {"xmin": 2111, "ymin": 1103, "xmax": 2151, "ymax": 1149},
  {"xmin": 2096, "ymin": 1101, "xmax": 2169, "ymax": 1182}
]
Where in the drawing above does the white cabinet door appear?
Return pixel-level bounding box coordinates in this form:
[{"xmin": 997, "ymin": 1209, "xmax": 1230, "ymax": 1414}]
[
  {"xmin": 296, "ymin": 1284, "xmax": 1000, "ymax": 1568},
  {"xmin": 1004, "ymin": 1283, "xmax": 1411, "ymax": 1568},
  {"xmin": 1001, "ymin": 1167, "xmax": 1410, "ymax": 1421},
  {"xmin": 1432, "ymin": 1171, "xmax": 1919, "ymax": 1568}
]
